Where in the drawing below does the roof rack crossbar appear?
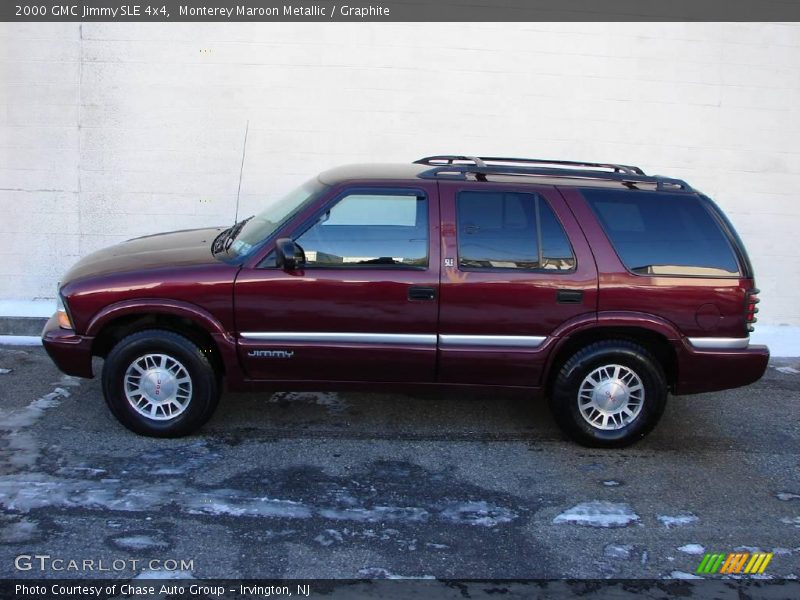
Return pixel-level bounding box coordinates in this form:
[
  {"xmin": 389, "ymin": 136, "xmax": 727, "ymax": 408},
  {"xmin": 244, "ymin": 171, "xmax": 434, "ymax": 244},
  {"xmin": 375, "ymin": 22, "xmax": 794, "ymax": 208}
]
[
  {"xmin": 415, "ymin": 155, "xmax": 645, "ymax": 176},
  {"xmin": 414, "ymin": 155, "xmax": 692, "ymax": 192}
]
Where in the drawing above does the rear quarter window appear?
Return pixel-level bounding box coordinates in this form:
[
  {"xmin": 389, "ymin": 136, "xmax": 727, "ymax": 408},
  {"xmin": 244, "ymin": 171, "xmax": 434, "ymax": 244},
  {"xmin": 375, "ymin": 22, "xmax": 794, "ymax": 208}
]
[{"xmin": 582, "ymin": 189, "xmax": 741, "ymax": 277}]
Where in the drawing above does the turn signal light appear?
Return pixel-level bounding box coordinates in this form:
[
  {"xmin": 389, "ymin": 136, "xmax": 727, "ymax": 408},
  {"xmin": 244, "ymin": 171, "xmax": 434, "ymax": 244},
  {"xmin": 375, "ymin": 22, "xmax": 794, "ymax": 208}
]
[{"xmin": 56, "ymin": 291, "xmax": 74, "ymax": 330}]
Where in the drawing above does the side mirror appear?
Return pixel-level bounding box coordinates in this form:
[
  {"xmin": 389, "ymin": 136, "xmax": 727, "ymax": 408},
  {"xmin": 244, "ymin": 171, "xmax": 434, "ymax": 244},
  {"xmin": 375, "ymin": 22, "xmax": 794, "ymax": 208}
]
[{"xmin": 275, "ymin": 238, "xmax": 305, "ymax": 271}]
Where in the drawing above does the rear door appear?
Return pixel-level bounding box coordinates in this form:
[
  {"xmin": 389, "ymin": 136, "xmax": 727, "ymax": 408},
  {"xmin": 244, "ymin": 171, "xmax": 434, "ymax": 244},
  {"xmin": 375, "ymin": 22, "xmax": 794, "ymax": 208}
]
[
  {"xmin": 234, "ymin": 183, "xmax": 441, "ymax": 383},
  {"xmin": 437, "ymin": 181, "xmax": 597, "ymax": 386}
]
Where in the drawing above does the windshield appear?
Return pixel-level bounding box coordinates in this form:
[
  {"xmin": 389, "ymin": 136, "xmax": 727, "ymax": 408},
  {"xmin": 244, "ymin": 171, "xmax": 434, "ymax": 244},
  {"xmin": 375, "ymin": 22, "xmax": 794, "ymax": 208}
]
[{"xmin": 226, "ymin": 178, "xmax": 325, "ymax": 259}]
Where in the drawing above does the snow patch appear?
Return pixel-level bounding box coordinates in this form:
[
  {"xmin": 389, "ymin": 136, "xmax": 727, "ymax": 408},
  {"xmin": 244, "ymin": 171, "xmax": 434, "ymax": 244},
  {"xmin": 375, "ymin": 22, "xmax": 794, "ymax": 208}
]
[
  {"xmin": 657, "ymin": 513, "xmax": 699, "ymax": 528},
  {"xmin": 776, "ymin": 492, "xmax": 800, "ymax": 501},
  {"xmin": 314, "ymin": 529, "xmax": 344, "ymax": 546},
  {"xmin": 0, "ymin": 336, "xmax": 41, "ymax": 346},
  {"xmin": 602, "ymin": 480, "xmax": 621, "ymax": 487},
  {"xmin": 135, "ymin": 569, "xmax": 193, "ymax": 580},
  {"xmin": 780, "ymin": 517, "xmax": 800, "ymax": 528},
  {"xmin": 669, "ymin": 571, "xmax": 703, "ymax": 579},
  {"xmin": 0, "ymin": 387, "xmax": 71, "ymax": 430},
  {"xmin": 438, "ymin": 501, "xmax": 517, "ymax": 527},
  {"xmin": 426, "ymin": 542, "xmax": 449, "ymax": 550},
  {"xmin": 604, "ymin": 544, "xmax": 633, "ymax": 559},
  {"xmin": 357, "ymin": 567, "xmax": 434, "ymax": 580},
  {"xmin": 0, "ymin": 518, "xmax": 38, "ymax": 543},
  {"xmin": 269, "ymin": 391, "xmax": 349, "ymax": 413},
  {"xmin": 553, "ymin": 501, "xmax": 639, "ymax": 528},
  {"xmin": 55, "ymin": 467, "xmax": 107, "ymax": 478},
  {"xmin": 111, "ymin": 534, "xmax": 170, "ymax": 551},
  {"xmin": 0, "ymin": 381, "xmax": 77, "ymax": 471},
  {"xmin": 776, "ymin": 366, "xmax": 800, "ymax": 374},
  {"xmin": 185, "ymin": 491, "xmax": 311, "ymax": 519},
  {"xmin": 319, "ymin": 505, "xmax": 428, "ymax": 523},
  {"xmin": 677, "ymin": 544, "xmax": 705, "ymax": 555},
  {"xmin": 0, "ymin": 368, "xmax": 11, "ymax": 374},
  {"xmin": 0, "ymin": 472, "xmax": 515, "ymax": 531}
]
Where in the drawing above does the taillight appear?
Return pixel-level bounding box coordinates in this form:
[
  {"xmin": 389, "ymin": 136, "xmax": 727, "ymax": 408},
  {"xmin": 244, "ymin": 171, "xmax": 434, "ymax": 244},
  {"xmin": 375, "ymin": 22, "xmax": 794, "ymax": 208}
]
[{"xmin": 745, "ymin": 288, "xmax": 760, "ymax": 332}]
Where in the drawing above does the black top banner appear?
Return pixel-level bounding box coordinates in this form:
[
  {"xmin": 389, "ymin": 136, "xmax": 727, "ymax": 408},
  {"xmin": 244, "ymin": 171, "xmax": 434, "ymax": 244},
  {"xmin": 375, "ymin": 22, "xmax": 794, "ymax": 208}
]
[{"xmin": 4, "ymin": 0, "xmax": 800, "ymax": 22}]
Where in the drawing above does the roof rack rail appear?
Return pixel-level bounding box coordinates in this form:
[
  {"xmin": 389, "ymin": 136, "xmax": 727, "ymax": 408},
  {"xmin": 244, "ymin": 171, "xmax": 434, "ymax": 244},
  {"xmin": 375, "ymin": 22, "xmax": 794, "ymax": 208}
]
[{"xmin": 413, "ymin": 155, "xmax": 692, "ymax": 192}]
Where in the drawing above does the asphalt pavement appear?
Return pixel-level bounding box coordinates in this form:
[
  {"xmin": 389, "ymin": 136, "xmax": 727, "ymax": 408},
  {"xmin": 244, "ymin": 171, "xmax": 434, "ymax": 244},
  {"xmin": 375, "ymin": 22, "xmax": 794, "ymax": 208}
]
[{"xmin": 0, "ymin": 345, "xmax": 798, "ymax": 587}]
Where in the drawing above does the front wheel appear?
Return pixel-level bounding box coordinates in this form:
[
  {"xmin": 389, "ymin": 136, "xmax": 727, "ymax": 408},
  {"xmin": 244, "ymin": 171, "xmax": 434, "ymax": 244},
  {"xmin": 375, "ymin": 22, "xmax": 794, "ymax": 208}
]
[
  {"xmin": 549, "ymin": 340, "xmax": 667, "ymax": 448},
  {"xmin": 102, "ymin": 330, "xmax": 220, "ymax": 437}
]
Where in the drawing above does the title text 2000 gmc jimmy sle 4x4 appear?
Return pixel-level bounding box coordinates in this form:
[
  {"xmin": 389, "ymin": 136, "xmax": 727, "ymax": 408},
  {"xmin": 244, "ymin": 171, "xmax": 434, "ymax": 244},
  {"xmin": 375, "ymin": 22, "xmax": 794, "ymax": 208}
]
[{"xmin": 42, "ymin": 156, "xmax": 769, "ymax": 447}]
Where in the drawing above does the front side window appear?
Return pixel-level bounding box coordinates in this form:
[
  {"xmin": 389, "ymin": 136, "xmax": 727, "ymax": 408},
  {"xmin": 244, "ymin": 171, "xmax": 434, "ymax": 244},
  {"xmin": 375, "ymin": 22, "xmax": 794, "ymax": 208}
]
[
  {"xmin": 456, "ymin": 191, "xmax": 575, "ymax": 270},
  {"xmin": 296, "ymin": 192, "xmax": 428, "ymax": 267},
  {"xmin": 229, "ymin": 179, "xmax": 325, "ymax": 258},
  {"xmin": 583, "ymin": 189, "xmax": 741, "ymax": 276}
]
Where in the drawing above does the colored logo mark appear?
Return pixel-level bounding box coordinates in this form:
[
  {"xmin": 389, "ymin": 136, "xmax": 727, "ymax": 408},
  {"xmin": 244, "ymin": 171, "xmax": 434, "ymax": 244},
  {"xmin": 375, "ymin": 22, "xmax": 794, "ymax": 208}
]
[{"xmin": 696, "ymin": 552, "xmax": 773, "ymax": 575}]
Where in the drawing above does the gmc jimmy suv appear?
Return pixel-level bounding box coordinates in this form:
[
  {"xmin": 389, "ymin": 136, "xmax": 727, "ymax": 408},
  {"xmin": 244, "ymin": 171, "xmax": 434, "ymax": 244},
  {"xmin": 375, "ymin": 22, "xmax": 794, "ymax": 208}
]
[{"xmin": 42, "ymin": 155, "xmax": 769, "ymax": 447}]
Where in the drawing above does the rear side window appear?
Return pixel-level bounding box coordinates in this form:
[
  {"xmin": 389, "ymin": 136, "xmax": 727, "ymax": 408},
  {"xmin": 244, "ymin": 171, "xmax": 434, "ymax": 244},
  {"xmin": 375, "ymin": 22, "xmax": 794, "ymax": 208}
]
[
  {"xmin": 583, "ymin": 189, "xmax": 740, "ymax": 276},
  {"xmin": 456, "ymin": 191, "xmax": 575, "ymax": 271}
]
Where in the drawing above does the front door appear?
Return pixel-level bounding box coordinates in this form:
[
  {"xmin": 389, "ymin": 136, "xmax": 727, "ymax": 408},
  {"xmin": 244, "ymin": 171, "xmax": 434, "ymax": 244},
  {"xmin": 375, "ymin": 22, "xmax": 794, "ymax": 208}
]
[
  {"xmin": 235, "ymin": 183, "xmax": 440, "ymax": 383},
  {"xmin": 437, "ymin": 181, "xmax": 598, "ymax": 387}
]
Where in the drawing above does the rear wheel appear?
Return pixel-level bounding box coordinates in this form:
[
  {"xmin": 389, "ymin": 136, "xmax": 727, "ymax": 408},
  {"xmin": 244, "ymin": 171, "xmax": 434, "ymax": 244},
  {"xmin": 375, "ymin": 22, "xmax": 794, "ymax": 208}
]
[
  {"xmin": 102, "ymin": 330, "xmax": 219, "ymax": 437},
  {"xmin": 549, "ymin": 340, "xmax": 667, "ymax": 448}
]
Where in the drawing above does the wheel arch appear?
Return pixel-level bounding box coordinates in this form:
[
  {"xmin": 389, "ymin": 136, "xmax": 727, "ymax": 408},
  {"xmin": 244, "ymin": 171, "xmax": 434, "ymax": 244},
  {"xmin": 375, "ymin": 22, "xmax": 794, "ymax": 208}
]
[
  {"xmin": 545, "ymin": 314, "xmax": 680, "ymax": 396},
  {"xmin": 88, "ymin": 300, "xmax": 232, "ymax": 376}
]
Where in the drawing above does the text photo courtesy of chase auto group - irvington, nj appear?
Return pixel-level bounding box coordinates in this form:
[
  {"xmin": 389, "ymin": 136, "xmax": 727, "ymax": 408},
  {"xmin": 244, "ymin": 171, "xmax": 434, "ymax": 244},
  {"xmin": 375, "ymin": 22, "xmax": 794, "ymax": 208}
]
[{"xmin": 1, "ymin": 1, "xmax": 800, "ymax": 599}]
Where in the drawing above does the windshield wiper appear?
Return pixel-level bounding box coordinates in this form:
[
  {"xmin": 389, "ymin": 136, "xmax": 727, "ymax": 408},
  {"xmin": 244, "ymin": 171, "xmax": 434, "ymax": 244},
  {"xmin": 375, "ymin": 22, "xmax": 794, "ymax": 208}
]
[
  {"xmin": 211, "ymin": 226, "xmax": 234, "ymax": 255},
  {"xmin": 216, "ymin": 216, "xmax": 253, "ymax": 254}
]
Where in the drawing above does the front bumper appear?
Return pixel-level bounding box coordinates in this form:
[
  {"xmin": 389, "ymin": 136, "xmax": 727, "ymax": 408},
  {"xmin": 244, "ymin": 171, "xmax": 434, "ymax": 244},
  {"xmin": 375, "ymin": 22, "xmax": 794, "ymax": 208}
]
[
  {"xmin": 674, "ymin": 339, "xmax": 769, "ymax": 395},
  {"xmin": 41, "ymin": 313, "xmax": 94, "ymax": 378}
]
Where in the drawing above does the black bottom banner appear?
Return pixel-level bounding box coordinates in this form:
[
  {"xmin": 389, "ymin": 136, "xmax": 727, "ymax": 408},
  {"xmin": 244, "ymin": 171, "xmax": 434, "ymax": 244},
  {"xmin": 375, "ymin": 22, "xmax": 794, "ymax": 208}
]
[{"xmin": 3, "ymin": 579, "xmax": 800, "ymax": 600}]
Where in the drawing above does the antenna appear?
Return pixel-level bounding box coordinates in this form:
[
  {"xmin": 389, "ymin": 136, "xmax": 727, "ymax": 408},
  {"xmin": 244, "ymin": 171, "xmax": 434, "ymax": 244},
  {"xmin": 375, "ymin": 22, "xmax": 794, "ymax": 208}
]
[{"xmin": 234, "ymin": 120, "xmax": 249, "ymax": 223}]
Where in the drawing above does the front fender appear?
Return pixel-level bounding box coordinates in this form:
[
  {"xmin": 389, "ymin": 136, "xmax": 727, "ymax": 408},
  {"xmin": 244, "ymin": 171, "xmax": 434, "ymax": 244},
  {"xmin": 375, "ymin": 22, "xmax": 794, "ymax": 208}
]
[
  {"xmin": 85, "ymin": 298, "xmax": 229, "ymax": 337},
  {"xmin": 84, "ymin": 299, "xmax": 241, "ymax": 386}
]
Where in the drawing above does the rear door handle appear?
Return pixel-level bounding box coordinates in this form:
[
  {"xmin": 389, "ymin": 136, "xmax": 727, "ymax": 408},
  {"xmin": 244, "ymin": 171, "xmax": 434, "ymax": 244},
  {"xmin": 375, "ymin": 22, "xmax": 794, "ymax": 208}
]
[
  {"xmin": 408, "ymin": 286, "xmax": 436, "ymax": 301},
  {"xmin": 556, "ymin": 289, "xmax": 583, "ymax": 304}
]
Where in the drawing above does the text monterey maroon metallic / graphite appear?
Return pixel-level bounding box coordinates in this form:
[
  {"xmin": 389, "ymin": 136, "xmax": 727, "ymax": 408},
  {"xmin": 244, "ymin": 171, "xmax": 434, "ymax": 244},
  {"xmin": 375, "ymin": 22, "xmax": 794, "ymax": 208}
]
[{"xmin": 42, "ymin": 156, "xmax": 769, "ymax": 447}]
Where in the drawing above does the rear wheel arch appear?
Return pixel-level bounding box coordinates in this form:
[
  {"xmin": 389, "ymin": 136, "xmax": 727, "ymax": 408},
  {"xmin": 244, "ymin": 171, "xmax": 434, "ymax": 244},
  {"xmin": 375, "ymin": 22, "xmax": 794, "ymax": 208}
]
[{"xmin": 545, "ymin": 326, "xmax": 677, "ymax": 395}]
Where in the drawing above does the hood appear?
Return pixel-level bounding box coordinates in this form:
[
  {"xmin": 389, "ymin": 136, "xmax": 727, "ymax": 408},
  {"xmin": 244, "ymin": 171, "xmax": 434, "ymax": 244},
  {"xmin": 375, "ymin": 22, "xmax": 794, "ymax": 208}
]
[{"xmin": 62, "ymin": 227, "xmax": 227, "ymax": 284}]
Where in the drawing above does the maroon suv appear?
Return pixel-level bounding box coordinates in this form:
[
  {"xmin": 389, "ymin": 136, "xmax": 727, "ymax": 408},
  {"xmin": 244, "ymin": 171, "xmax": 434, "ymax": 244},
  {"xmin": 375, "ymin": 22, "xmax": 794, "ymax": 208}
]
[{"xmin": 42, "ymin": 156, "xmax": 769, "ymax": 447}]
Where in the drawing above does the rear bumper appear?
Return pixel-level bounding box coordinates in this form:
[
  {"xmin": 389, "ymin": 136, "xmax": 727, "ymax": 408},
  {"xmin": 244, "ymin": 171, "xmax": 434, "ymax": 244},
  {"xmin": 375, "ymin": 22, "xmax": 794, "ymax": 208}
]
[
  {"xmin": 674, "ymin": 339, "xmax": 769, "ymax": 395},
  {"xmin": 41, "ymin": 314, "xmax": 94, "ymax": 378}
]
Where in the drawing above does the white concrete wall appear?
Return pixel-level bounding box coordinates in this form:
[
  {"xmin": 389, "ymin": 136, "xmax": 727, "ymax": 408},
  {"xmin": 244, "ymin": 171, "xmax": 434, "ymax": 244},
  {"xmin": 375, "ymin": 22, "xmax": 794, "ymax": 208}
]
[{"xmin": 1, "ymin": 22, "xmax": 799, "ymax": 326}]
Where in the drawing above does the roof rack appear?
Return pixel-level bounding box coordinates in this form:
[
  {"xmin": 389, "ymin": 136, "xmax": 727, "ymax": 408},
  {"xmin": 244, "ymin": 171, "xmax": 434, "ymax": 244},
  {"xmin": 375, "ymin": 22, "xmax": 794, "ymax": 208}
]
[{"xmin": 413, "ymin": 155, "xmax": 692, "ymax": 192}]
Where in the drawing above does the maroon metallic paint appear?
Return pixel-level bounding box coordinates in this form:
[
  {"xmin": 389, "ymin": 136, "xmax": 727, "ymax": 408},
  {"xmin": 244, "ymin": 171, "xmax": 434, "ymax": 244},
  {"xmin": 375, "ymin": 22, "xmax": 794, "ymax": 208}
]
[
  {"xmin": 42, "ymin": 164, "xmax": 769, "ymax": 399},
  {"xmin": 436, "ymin": 181, "xmax": 597, "ymax": 387},
  {"xmin": 235, "ymin": 179, "xmax": 440, "ymax": 383},
  {"xmin": 561, "ymin": 187, "xmax": 752, "ymax": 339}
]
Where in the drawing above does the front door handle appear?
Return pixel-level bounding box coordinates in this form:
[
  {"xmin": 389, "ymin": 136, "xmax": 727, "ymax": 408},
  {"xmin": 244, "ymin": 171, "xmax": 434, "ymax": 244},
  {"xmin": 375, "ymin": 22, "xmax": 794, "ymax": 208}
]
[{"xmin": 408, "ymin": 286, "xmax": 436, "ymax": 301}]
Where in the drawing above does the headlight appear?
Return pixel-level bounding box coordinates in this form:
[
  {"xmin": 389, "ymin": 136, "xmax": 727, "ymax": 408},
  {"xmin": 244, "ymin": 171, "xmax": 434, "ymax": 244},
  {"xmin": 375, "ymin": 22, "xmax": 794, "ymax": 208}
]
[{"xmin": 56, "ymin": 288, "xmax": 73, "ymax": 329}]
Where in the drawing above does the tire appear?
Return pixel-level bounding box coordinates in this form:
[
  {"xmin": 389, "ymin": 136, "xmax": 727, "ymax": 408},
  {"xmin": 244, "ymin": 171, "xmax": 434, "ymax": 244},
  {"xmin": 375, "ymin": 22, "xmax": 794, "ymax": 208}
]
[
  {"xmin": 101, "ymin": 329, "xmax": 220, "ymax": 437},
  {"xmin": 549, "ymin": 340, "xmax": 667, "ymax": 448}
]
